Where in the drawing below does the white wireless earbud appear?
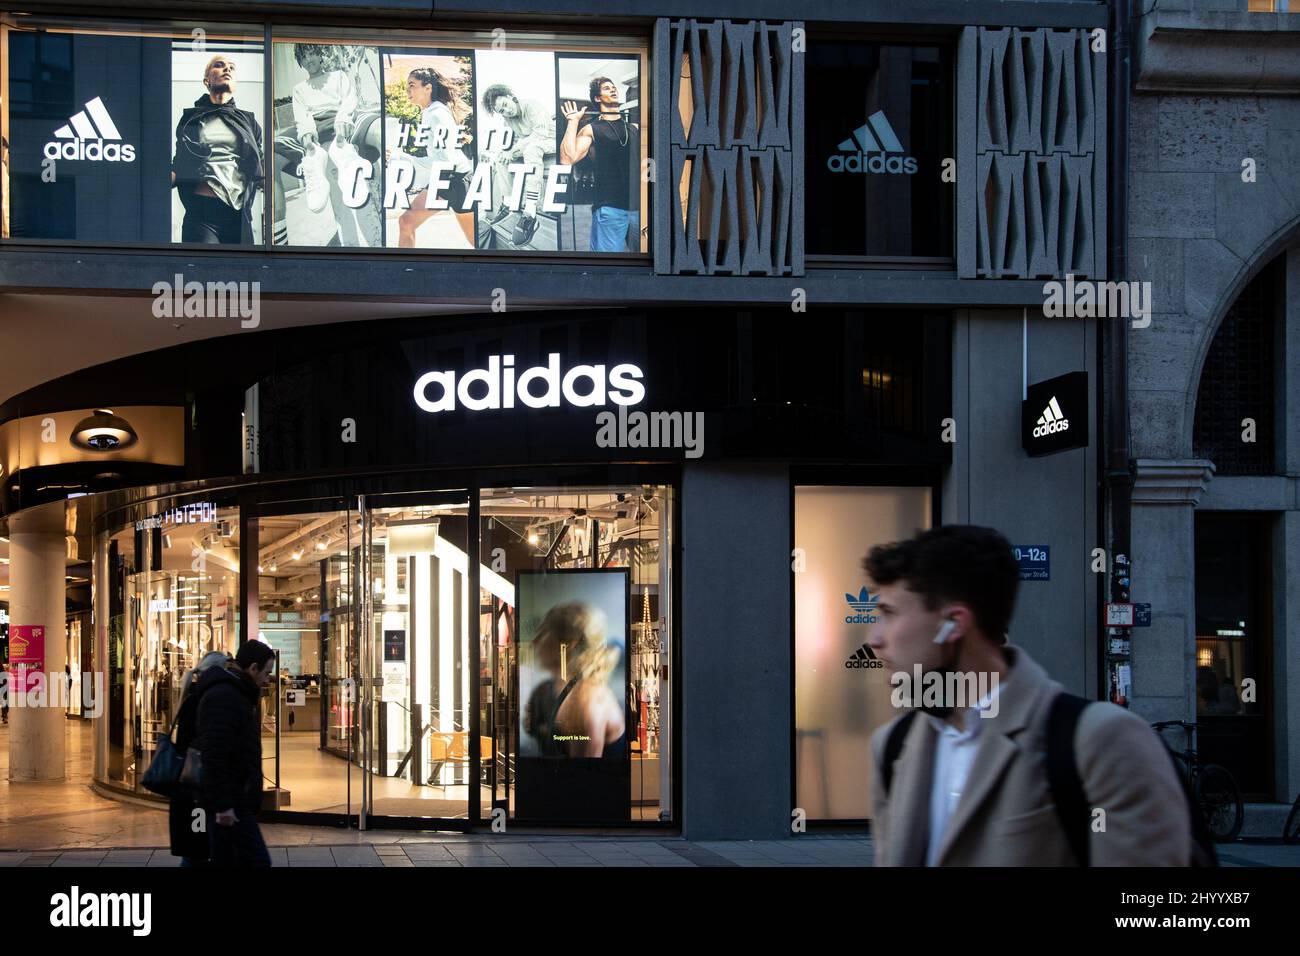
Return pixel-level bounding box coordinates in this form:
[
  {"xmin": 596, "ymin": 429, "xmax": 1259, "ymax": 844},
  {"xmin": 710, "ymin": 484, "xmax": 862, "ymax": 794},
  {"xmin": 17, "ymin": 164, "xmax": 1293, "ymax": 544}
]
[{"xmin": 933, "ymin": 619, "xmax": 957, "ymax": 644}]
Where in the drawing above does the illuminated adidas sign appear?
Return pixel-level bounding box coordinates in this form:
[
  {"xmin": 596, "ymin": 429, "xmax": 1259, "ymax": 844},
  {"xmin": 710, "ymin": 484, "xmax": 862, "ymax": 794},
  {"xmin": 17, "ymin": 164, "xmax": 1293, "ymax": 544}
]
[
  {"xmin": 1032, "ymin": 396, "xmax": 1070, "ymax": 438},
  {"xmin": 827, "ymin": 111, "xmax": 917, "ymax": 175},
  {"xmin": 414, "ymin": 354, "xmax": 646, "ymax": 413},
  {"xmin": 43, "ymin": 97, "xmax": 136, "ymax": 163}
]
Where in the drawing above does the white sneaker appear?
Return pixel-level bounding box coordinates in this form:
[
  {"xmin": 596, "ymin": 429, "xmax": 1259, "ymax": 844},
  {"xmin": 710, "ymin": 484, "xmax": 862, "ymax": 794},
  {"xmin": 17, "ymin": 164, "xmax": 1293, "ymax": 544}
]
[{"xmin": 299, "ymin": 145, "xmax": 329, "ymax": 214}]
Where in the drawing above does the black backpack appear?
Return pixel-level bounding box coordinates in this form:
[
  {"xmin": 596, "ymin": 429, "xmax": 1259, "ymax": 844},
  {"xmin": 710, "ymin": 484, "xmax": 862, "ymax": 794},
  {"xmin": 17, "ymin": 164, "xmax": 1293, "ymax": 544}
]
[{"xmin": 880, "ymin": 693, "xmax": 1218, "ymax": 866}]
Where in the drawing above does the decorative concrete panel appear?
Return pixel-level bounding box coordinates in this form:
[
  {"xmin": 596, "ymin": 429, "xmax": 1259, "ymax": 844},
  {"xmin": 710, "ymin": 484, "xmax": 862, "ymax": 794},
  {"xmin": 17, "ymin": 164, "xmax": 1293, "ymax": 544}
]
[
  {"xmin": 656, "ymin": 18, "xmax": 802, "ymax": 276},
  {"xmin": 962, "ymin": 27, "xmax": 1106, "ymax": 279}
]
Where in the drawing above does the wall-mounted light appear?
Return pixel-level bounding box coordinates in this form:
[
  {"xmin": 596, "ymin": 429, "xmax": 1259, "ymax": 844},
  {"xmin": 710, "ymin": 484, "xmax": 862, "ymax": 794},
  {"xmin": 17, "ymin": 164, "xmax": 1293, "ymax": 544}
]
[{"xmin": 70, "ymin": 409, "xmax": 138, "ymax": 452}]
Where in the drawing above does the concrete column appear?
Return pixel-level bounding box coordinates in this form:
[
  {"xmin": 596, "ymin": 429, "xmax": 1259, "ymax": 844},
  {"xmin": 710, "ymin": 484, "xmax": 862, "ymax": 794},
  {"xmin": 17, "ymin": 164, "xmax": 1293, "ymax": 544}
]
[
  {"xmin": 1129, "ymin": 459, "xmax": 1215, "ymax": 724},
  {"xmin": 681, "ymin": 462, "xmax": 790, "ymax": 839},
  {"xmin": 8, "ymin": 529, "xmax": 68, "ymax": 782}
]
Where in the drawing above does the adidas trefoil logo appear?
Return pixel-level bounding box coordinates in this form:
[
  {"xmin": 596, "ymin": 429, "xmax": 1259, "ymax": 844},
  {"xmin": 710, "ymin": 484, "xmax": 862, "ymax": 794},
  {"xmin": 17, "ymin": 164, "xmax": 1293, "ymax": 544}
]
[
  {"xmin": 44, "ymin": 97, "xmax": 136, "ymax": 163},
  {"xmin": 827, "ymin": 111, "xmax": 917, "ymax": 175},
  {"xmin": 1032, "ymin": 396, "xmax": 1070, "ymax": 438},
  {"xmin": 844, "ymin": 586, "xmax": 881, "ymax": 624},
  {"xmin": 845, "ymin": 642, "xmax": 884, "ymax": 670}
]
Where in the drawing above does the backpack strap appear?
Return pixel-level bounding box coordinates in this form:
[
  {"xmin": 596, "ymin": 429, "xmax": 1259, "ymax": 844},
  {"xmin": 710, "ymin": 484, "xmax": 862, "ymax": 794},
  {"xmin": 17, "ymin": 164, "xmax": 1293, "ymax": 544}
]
[
  {"xmin": 881, "ymin": 710, "xmax": 919, "ymax": 796},
  {"xmin": 1046, "ymin": 692, "xmax": 1092, "ymax": 866}
]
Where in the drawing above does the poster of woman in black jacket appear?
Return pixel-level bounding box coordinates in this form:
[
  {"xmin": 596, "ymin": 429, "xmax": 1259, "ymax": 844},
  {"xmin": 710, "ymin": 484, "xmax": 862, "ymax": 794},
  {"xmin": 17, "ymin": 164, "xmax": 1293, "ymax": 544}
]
[{"xmin": 171, "ymin": 54, "xmax": 265, "ymax": 244}]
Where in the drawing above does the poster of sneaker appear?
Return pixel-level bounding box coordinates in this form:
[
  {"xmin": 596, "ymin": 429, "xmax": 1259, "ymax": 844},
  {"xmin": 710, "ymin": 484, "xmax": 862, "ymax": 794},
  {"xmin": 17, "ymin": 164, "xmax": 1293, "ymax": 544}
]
[
  {"xmin": 474, "ymin": 49, "xmax": 559, "ymax": 252},
  {"xmin": 272, "ymin": 42, "xmax": 383, "ymax": 247},
  {"xmin": 555, "ymin": 54, "xmax": 643, "ymax": 254},
  {"xmin": 381, "ymin": 50, "xmax": 477, "ymax": 250}
]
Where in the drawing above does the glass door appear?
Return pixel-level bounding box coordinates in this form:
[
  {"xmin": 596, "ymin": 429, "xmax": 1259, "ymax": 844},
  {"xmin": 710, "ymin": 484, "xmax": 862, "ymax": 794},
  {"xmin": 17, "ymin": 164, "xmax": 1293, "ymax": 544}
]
[
  {"xmin": 257, "ymin": 499, "xmax": 359, "ymax": 818},
  {"xmin": 357, "ymin": 490, "xmax": 479, "ymax": 825}
]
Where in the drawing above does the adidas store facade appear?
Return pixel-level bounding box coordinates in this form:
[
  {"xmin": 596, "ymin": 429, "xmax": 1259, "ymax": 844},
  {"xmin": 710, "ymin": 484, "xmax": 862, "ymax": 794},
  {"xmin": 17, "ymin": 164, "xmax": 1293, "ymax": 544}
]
[{"xmin": 1, "ymin": 1, "xmax": 1108, "ymax": 839}]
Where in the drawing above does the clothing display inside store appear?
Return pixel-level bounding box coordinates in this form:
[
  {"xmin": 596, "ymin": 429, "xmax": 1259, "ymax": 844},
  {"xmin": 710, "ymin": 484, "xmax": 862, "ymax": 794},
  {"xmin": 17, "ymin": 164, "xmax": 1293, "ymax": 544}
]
[
  {"xmin": 92, "ymin": 484, "xmax": 673, "ymax": 825},
  {"xmin": 98, "ymin": 505, "xmax": 241, "ymax": 791}
]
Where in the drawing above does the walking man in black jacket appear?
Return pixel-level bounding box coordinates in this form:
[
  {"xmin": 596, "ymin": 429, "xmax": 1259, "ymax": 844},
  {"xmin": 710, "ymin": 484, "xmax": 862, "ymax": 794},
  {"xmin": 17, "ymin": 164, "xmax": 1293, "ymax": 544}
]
[
  {"xmin": 171, "ymin": 55, "xmax": 265, "ymax": 244},
  {"xmin": 196, "ymin": 640, "xmax": 276, "ymax": 867}
]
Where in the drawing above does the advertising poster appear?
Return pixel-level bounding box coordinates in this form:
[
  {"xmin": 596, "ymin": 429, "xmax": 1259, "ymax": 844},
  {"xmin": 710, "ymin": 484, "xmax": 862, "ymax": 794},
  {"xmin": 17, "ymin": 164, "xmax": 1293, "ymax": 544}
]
[
  {"xmin": 517, "ymin": 570, "xmax": 627, "ymax": 759},
  {"xmin": 473, "ymin": 49, "xmax": 558, "ymax": 250},
  {"xmin": 555, "ymin": 54, "xmax": 642, "ymax": 253},
  {"xmin": 272, "ymin": 42, "xmax": 383, "ymax": 247},
  {"xmin": 10, "ymin": 624, "xmax": 46, "ymax": 694},
  {"xmin": 4, "ymin": 25, "xmax": 644, "ymax": 252},
  {"xmin": 169, "ymin": 40, "xmax": 267, "ymax": 245},
  {"xmin": 381, "ymin": 48, "xmax": 477, "ymax": 249}
]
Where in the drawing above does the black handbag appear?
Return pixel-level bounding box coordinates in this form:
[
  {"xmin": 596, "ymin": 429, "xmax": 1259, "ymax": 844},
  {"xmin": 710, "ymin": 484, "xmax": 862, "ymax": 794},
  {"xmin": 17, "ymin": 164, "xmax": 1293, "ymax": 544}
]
[
  {"xmin": 179, "ymin": 746, "xmax": 204, "ymax": 790},
  {"xmin": 141, "ymin": 712, "xmax": 186, "ymax": 796}
]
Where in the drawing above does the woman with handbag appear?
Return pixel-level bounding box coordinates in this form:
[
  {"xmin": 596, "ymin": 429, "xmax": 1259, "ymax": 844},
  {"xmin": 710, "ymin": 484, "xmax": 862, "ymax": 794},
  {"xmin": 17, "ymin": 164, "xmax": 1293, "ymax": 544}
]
[{"xmin": 168, "ymin": 651, "xmax": 230, "ymax": 866}]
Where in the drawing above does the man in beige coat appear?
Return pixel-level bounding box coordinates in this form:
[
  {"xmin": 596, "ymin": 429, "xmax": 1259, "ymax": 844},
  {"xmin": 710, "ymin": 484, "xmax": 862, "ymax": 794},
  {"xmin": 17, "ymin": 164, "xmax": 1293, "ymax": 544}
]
[{"xmin": 865, "ymin": 525, "xmax": 1192, "ymax": 866}]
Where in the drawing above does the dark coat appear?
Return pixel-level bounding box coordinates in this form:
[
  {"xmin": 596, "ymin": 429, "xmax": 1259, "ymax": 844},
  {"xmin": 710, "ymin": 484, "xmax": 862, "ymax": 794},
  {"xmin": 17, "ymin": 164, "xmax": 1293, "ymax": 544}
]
[
  {"xmin": 167, "ymin": 684, "xmax": 208, "ymax": 860},
  {"xmin": 171, "ymin": 94, "xmax": 265, "ymax": 244},
  {"xmin": 194, "ymin": 664, "xmax": 264, "ymax": 815}
]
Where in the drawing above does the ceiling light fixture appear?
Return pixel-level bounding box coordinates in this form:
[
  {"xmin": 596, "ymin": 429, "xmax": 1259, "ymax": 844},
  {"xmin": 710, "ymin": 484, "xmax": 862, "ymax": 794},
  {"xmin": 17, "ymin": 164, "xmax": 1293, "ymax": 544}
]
[{"xmin": 70, "ymin": 409, "xmax": 139, "ymax": 452}]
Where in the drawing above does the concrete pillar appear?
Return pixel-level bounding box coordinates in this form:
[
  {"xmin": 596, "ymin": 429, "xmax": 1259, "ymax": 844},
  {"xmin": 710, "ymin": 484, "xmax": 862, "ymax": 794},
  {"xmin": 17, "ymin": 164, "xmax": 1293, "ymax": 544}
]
[
  {"xmin": 681, "ymin": 462, "xmax": 790, "ymax": 839},
  {"xmin": 8, "ymin": 529, "xmax": 67, "ymax": 781},
  {"xmin": 1129, "ymin": 459, "xmax": 1215, "ymax": 724}
]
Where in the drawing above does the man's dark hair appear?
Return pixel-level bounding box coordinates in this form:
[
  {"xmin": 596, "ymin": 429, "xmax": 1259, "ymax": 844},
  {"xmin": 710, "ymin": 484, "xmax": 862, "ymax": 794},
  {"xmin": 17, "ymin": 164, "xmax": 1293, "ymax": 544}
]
[
  {"xmin": 235, "ymin": 640, "xmax": 276, "ymax": 671},
  {"xmin": 480, "ymin": 83, "xmax": 515, "ymax": 115},
  {"xmin": 589, "ymin": 76, "xmax": 615, "ymax": 106},
  {"xmin": 863, "ymin": 525, "xmax": 1019, "ymax": 644}
]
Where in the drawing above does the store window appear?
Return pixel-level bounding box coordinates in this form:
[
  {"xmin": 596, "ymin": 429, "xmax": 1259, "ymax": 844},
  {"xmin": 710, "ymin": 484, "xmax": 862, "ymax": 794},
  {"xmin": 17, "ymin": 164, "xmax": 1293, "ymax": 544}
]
[
  {"xmin": 1193, "ymin": 512, "xmax": 1273, "ymax": 799},
  {"xmin": 794, "ymin": 484, "xmax": 932, "ymax": 820},
  {"xmin": 95, "ymin": 497, "xmax": 240, "ymax": 793},
  {"xmin": 0, "ymin": 15, "xmax": 648, "ymax": 255},
  {"xmin": 269, "ymin": 28, "xmax": 647, "ymax": 253},
  {"xmin": 805, "ymin": 39, "xmax": 954, "ymax": 260},
  {"xmin": 480, "ymin": 484, "xmax": 672, "ymax": 823},
  {"xmin": 1, "ymin": 16, "xmax": 267, "ymax": 245}
]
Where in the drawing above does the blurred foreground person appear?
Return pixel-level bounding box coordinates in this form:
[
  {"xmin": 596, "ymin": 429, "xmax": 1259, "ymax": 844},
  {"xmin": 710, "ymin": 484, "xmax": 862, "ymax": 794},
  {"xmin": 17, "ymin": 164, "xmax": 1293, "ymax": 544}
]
[{"xmin": 865, "ymin": 525, "xmax": 1201, "ymax": 866}]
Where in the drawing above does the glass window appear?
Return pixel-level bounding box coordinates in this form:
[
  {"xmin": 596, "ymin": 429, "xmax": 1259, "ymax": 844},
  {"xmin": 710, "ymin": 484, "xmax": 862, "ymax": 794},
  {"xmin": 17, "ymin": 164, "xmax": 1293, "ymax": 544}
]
[
  {"xmin": 479, "ymin": 484, "xmax": 673, "ymax": 823},
  {"xmin": 95, "ymin": 497, "xmax": 240, "ymax": 793},
  {"xmin": 794, "ymin": 485, "xmax": 932, "ymax": 820},
  {"xmin": 805, "ymin": 39, "xmax": 954, "ymax": 259},
  {"xmin": 1193, "ymin": 254, "xmax": 1281, "ymax": 476},
  {"xmin": 270, "ymin": 28, "xmax": 647, "ymax": 253},
  {"xmin": 1194, "ymin": 512, "xmax": 1273, "ymax": 799},
  {"xmin": 1, "ymin": 16, "xmax": 267, "ymax": 245}
]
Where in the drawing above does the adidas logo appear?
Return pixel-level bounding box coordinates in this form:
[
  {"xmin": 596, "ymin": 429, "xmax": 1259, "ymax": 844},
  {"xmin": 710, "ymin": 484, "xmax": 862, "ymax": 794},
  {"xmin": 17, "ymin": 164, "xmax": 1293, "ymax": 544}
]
[
  {"xmin": 44, "ymin": 97, "xmax": 136, "ymax": 163},
  {"xmin": 844, "ymin": 586, "xmax": 881, "ymax": 624},
  {"xmin": 845, "ymin": 642, "xmax": 884, "ymax": 669},
  {"xmin": 826, "ymin": 111, "xmax": 917, "ymax": 175},
  {"xmin": 1032, "ymin": 396, "xmax": 1070, "ymax": 438}
]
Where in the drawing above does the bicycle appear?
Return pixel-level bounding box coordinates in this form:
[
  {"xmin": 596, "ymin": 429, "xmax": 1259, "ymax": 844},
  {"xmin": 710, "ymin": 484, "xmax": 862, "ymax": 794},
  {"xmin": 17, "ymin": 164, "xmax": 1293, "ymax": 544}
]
[
  {"xmin": 1152, "ymin": 720, "xmax": 1244, "ymax": 842},
  {"xmin": 1284, "ymin": 791, "xmax": 1300, "ymax": 844}
]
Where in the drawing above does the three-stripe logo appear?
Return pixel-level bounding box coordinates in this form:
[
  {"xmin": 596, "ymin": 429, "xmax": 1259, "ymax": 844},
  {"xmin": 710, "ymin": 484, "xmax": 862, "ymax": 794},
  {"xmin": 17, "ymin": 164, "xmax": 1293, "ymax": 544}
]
[
  {"xmin": 826, "ymin": 111, "xmax": 918, "ymax": 175},
  {"xmin": 43, "ymin": 97, "xmax": 136, "ymax": 163},
  {"xmin": 1032, "ymin": 396, "xmax": 1070, "ymax": 438},
  {"xmin": 845, "ymin": 643, "xmax": 883, "ymax": 669}
]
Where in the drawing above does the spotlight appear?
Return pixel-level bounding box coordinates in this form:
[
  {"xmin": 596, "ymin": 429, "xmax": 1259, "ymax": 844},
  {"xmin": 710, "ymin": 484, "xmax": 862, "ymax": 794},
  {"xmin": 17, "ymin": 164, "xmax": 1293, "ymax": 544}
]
[
  {"xmin": 292, "ymin": 550, "xmax": 303, "ymax": 561},
  {"xmin": 269, "ymin": 563, "xmax": 278, "ymax": 573},
  {"xmin": 70, "ymin": 409, "xmax": 138, "ymax": 452},
  {"xmin": 528, "ymin": 532, "xmax": 539, "ymax": 546}
]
